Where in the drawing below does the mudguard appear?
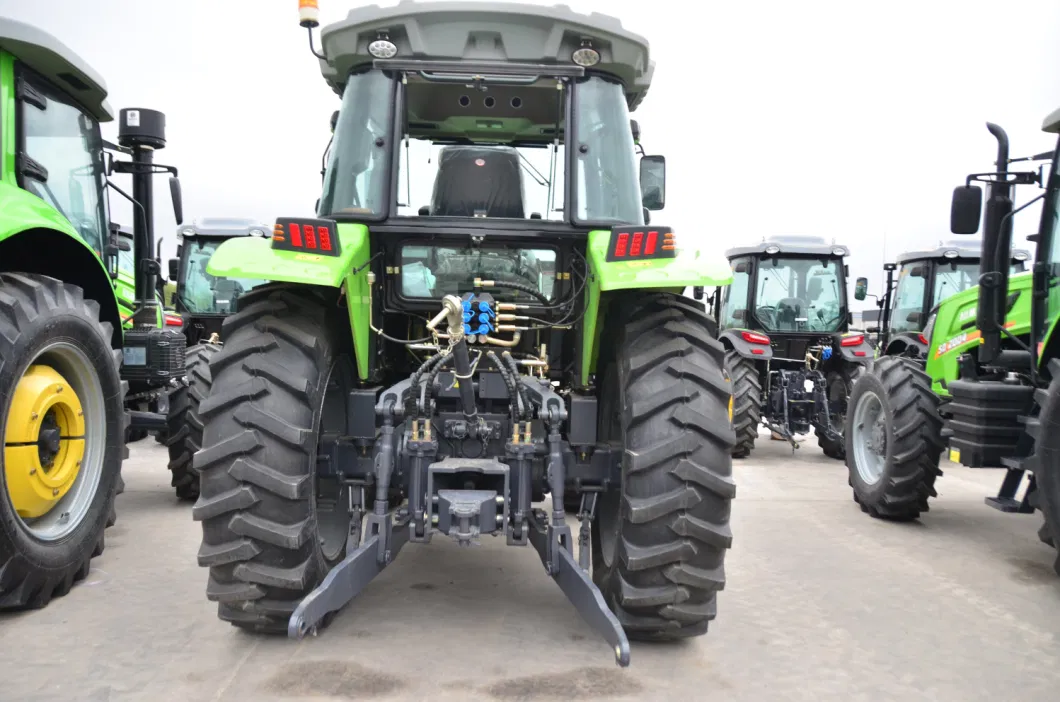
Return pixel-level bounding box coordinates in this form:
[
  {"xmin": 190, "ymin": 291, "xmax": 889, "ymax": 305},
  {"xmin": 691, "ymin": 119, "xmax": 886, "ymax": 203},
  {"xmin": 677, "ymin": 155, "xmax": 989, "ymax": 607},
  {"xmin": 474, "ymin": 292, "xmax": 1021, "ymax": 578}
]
[
  {"xmin": 882, "ymin": 332, "xmax": 928, "ymax": 360},
  {"xmin": 719, "ymin": 329, "xmax": 773, "ymax": 361},
  {"xmin": 207, "ymin": 221, "xmax": 373, "ymax": 380},
  {"xmin": 836, "ymin": 332, "xmax": 875, "ymax": 364}
]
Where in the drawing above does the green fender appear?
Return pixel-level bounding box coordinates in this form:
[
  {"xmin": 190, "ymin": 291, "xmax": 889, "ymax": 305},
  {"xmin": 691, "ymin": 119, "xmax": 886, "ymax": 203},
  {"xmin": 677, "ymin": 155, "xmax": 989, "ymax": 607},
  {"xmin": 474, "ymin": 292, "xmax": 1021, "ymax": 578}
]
[
  {"xmin": 580, "ymin": 229, "xmax": 734, "ymax": 383},
  {"xmin": 207, "ymin": 222, "xmax": 372, "ymax": 379}
]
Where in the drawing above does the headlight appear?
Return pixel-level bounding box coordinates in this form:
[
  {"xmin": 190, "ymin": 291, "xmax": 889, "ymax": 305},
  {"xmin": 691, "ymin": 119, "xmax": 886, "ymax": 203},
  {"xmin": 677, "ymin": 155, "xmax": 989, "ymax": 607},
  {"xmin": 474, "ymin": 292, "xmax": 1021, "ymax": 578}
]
[{"xmin": 921, "ymin": 312, "xmax": 937, "ymax": 343}]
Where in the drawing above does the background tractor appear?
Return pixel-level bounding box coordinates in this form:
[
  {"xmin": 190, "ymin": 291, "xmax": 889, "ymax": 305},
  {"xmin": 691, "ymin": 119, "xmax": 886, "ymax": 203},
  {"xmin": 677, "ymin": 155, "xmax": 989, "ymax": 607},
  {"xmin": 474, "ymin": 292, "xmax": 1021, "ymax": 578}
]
[
  {"xmin": 939, "ymin": 116, "xmax": 1060, "ymax": 574},
  {"xmin": 854, "ymin": 240, "xmax": 1030, "ymax": 359},
  {"xmin": 0, "ymin": 19, "xmax": 184, "ymax": 609},
  {"xmin": 845, "ymin": 241, "xmax": 1031, "ymax": 518},
  {"xmin": 843, "ymin": 119, "xmax": 1058, "ymax": 574},
  {"xmin": 190, "ymin": 0, "xmax": 736, "ymax": 667},
  {"xmin": 710, "ymin": 235, "xmax": 874, "ymax": 459},
  {"xmin": 162, "ymin": 218, "xmax": 270, "ymax": 500}
]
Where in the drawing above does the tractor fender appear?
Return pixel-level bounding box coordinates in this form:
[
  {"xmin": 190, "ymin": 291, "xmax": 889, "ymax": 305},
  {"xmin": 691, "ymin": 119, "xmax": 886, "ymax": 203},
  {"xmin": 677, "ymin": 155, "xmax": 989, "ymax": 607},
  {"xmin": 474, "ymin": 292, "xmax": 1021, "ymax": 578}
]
[
  {"xmin": 836, "ymin": 332, "xmax": 875, "ymax": 364},
  {"xmin": 884, "ymin": 332, "xmax": 927, "ymax": 360},
  {"xmin": 720, "ymin": 329, "xmax": 773, "ymax": 361}
]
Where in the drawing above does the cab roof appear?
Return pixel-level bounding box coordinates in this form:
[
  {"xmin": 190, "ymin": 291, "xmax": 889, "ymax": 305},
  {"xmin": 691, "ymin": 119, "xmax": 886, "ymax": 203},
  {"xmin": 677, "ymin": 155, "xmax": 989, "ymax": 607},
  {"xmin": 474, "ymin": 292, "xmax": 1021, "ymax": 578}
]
[
  {"xmin": 895, "ymin": 239, "xmax": 1031, "ymax": 265},
  {"xmin": 725, "ymin": 235, "xmax": 850, "ymax": 260},
  {"xmin": 317, "ymin": 0, "xmax": 654, "ymax": 110},
  {"xmin": 1043, "ymin": 106, "xmax": 1060, "ymax": 134},
  {"xmin": 0, "ymin": 18, "xmax": 112, "ymax": 121}
]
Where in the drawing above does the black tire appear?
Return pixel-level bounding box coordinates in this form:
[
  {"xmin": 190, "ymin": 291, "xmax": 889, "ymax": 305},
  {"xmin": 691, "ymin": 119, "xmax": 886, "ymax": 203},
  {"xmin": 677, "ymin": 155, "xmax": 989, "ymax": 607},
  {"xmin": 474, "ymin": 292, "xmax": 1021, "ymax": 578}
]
[
  {"xmin": 0, "ymin": 273, "xmax": 126, "ymax": 609},
  {"xmin": 724, "ymin": 351, "xmax": 760, "ymax": 458},
  {"xmin": 844, "ymin": 356, "xmax": 942, "ymax": 520},
  {"xmin": 166, "ymin": 343, "xmax": 220, "ymax": 501},
  {"xmin": 1028, "ymin": 359, "xmax": 1060, "ymax": 576},
  {"xmin": 193, "ymin": 285, "xmax": 350, "ymax": 632},
  {"xmin": 591, "ymin": 293, "xmax": 736, "ymax": 640},
  {"xmin": 818, "ymin": 362, "xmax": 864, "ymax": 460}
]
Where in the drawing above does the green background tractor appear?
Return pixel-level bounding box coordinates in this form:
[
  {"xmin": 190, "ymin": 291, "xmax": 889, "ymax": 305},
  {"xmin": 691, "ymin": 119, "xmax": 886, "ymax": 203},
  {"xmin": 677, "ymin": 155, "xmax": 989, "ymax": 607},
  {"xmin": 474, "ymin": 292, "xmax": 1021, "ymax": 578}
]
[
  {"xmin": 939, "ymin": 115, "xmax": 1060, "ymax": 575},
  {"xmin": 0, "ymin": 19, "xmax": 184, "ymax": 608},
  {"xmin": 712, "ymin": 235, "xmax": 874, "ymax": 459},
  {"xmin": 845, "ymin": 242, "xmax": 1031, "ymax": 518},
  {"xmin": 162, "ymin": 217, "xmax": 270, "ymax": 500},
  {"xmin": 190, "ymin": 0, "xmax": 735, "ymax": 667}
]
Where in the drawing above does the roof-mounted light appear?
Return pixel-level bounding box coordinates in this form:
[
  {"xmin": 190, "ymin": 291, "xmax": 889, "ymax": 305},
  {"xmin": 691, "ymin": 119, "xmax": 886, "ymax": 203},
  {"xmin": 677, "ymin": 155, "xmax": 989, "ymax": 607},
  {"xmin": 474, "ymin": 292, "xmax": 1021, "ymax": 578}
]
[
  {"xmin": 177, "ymin": 226, "xmax": 195, "ymax": 240},
  {"xmin": 368, "ymin": 31, "xmax": 398, "ymax": 59},
  {"xmin": 248, "ymin": 228, "xmax": 267, "ymax": 238},
  {"xmin": 572, "ymin": 38, "xmax": 601, "ymax": 67},
  {"xmin": 832, "ymin": 247, "xmax": 845, "ymax": 256},
  {"xmin": 1014, "ymin": 251, "xmax": 1030, "ymax": 261},
  {"xmin": 943, "ymin": 249, "xmax": 959, "ymax": 258},
  {"xmin": 765, "ymin": 244, "xmax": 781, "ymax": 254}
]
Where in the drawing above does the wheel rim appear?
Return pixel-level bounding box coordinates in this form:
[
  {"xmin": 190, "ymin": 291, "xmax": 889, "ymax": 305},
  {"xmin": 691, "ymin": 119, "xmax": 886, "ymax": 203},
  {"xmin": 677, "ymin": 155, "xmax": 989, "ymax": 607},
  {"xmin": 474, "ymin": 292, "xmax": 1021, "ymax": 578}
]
[
  {"xmin": 315, "ymin": 360, "xmax": 352, "ymax": 564},
  {"xmin": 851, "ymin": 389, "xmax": 887, "ymax": 485},
  {"xmin": 3, "ymin": 343, "xmax": 106, "ymax": 541}
]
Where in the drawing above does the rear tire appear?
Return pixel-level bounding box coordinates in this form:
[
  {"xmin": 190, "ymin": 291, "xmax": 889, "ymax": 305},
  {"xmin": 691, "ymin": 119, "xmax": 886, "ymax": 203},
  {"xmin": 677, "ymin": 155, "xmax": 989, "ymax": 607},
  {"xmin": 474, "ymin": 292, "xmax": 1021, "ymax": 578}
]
[
  {"xmin": 165, "ymin": 343, "xmax": 220, "ymax": 501},
  {"xmin": 724, "ymin": 351, "xmax": 760, "ymax": 458},
  {"xmin": 818, "ymin": 363, "xmax": 863, "ymax": 460},
  {"xmin": 591, "ymin": 294, "xmax": 736, "ymax": 641},
  {"xmin": 844, "ymin": 356, "xmax": 942, "ymax": 520},
  {"xmin": 0, "ymin": 273, "xmax": 125, "ymax": 609},
  {"xmin": 193, "ymin": 285, "xmax": 350, "ymax": 632}
]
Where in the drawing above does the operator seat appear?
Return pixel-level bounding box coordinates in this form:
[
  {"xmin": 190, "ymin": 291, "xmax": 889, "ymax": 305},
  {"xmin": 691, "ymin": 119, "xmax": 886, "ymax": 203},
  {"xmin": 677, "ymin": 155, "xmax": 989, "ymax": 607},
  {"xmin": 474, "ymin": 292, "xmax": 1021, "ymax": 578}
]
[
  {"xmin": 775, "ymin": 297, "xmax": 803, "ymax": 331},
  {"xmin": 430, "ymin": 146, "xmax": 525, "ymax": 218}
]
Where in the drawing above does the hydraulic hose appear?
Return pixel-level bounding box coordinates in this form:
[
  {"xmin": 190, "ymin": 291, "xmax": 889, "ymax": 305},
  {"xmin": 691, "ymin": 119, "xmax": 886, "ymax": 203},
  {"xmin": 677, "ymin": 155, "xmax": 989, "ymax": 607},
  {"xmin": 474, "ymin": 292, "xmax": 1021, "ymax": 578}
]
[
  {"xmin": 477, "ymin": 279, "xmax": 551, "ymax": 307},
  {"xmin": 422, "ymin": 353, "xmax": 454, "ymax": 415},
  {"xmin": 501, "ymin": 351, "xmax": 532, "ymax": 420},
  {"xmin": 451, "ymin": 337, "xmax": 479, "ymax": 421},
  {"xmin": 487, "ymin": 351, "xmax": 521, "ymax": 423}
]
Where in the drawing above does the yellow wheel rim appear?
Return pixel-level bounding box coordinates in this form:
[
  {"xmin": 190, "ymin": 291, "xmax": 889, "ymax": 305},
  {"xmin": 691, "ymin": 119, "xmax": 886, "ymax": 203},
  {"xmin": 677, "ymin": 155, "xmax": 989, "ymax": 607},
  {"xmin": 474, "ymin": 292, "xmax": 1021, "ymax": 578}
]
[{"xmin": 4, "ymin": 364, "xmax": 86, "ymax": 519}]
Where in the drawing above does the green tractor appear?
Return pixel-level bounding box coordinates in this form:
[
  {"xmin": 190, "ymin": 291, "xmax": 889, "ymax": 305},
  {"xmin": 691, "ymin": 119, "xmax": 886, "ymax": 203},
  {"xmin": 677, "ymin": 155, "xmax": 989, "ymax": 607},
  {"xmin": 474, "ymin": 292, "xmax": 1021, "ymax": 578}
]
[
  {"xmin": 708, "ymin": 236, "xmax": 875, "ymax": 459},
  {"xmin": 163, "ymin": 218, "xmax": 270, "ymax": 500},
  {"xmin": 0, "ymin": 19, "xmax": 185, "ymax": 608},
  {"xmin": 191, "ymin": 1, "xmax": 736, "ymax": 667},
  {"xmin": 853, "ymin": 240, "xmax": 1030, "ymax": 361},
  {"xmin": 843, "ymin": 119, "xmax": 1058, "ymax": 567}
]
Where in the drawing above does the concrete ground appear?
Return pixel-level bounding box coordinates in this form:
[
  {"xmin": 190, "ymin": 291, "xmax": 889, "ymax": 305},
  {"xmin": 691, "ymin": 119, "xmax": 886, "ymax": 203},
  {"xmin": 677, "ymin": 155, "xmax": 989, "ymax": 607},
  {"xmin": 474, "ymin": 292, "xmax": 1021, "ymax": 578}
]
[{"xmin": 2, "ymin": 432, "xmax": 1059, "ymax": 702}]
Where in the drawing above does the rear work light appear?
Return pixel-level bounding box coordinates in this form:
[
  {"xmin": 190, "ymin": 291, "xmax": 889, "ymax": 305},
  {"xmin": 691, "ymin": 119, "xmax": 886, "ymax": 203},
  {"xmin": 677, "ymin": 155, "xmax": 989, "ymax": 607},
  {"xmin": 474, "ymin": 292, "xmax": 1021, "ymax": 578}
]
[
  {"xmin": 271, "ymin": 217, "xmax": 341, "ymax": 257},
  {"xmin": 605, "ymin": 225, "xmax": 677, "ymax": 262},
  {"xmin": 840, "ymin": 334, "xmax": 865, "ymax": 347}
]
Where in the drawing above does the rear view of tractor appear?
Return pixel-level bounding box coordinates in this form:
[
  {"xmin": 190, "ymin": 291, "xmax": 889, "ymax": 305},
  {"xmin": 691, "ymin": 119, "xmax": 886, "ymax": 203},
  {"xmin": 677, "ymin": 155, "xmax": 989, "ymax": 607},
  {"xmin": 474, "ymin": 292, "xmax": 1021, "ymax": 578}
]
[
  {"xmin": 713, "ymin": 236, "xmax": 874, "ymax": 458},
  {"xmin": 162, "ymin": 218, "xmax": 270, "ymax": 500},
  {"xmin": 0, "ymin": 19, "xmax": 183, "ymax": 609},
  {"xmin": 190, "ymin": 0, "xmax": 736, "ymax": 667},
  {"xmin": 845, "ymin": 242, "xmax": 1030, "ymax": 517}
]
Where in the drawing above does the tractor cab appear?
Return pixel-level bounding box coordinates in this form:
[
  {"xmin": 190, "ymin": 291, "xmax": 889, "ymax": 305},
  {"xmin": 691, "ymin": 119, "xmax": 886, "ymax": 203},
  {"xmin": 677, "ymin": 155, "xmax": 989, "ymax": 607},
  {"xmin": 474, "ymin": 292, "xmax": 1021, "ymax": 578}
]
[
  {"xmin": 854, "ymin": 240, "xmax": 1031, "ymax": 358},
  {"xmin": 167, "ymin": 218, "xmax": 271, "ymax": 346}
]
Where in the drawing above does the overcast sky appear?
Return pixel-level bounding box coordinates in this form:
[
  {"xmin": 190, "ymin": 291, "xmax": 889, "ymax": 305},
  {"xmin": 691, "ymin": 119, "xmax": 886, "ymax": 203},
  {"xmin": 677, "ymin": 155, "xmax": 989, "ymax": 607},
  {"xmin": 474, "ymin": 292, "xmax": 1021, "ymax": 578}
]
[{"xmin": 2, "ymin": 0, "xmax": 1058, "ymax": 308}]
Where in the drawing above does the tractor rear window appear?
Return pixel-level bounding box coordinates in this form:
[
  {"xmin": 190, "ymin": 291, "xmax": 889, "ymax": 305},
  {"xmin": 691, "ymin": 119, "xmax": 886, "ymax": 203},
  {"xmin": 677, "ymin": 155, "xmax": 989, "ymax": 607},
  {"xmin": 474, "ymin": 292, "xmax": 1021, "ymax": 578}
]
[
  {"xmin": 755, "ymin": 256, "xmax": 844, "ymax": 332},
  {"xmin": 400, "ymin": 245, "xmax": 557, "ymax": 301}
]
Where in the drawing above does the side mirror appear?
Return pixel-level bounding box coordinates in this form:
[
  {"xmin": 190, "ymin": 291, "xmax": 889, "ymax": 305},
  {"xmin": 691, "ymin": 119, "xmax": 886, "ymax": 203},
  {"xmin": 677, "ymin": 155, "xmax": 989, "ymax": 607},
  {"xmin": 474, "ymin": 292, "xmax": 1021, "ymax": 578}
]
[
  {"xmin": 169, "ymin": 176, "xmax": 184, "ymax": 225},
  {"xmin": 692, "ymin": 285, "xmax": 704, "ymax": 300},
  {"xmin": 867, "ymin": 326, "xmax": 880, "ymax": 334},
  {"xmin": 909, "ymin": 265, "xmax": 926, "ymax": 278},
  {"xmin": 854, "ymin": 277, "xmax": 868, "ymax": 301},
  {"xmin": 1040, "ymin": 162, "xmax": 1050, "ymax": 190},
  {"xmin": 640, "ymin": 155, "xmax": 666, "ymax": 210},
  {"xmin": 732, "ymin": 309, "xmax": 746, "ymax": 320},
  {"xmin": 330, "ymin": 110, "xmax": 339, "ymax": 133},
  {"xmin": 117, "ymin": 237, "xmax": 132, "ymax": 252},
  {"xmin": 733, "ymin": 262, "xmax": 749, "ymax": 274},
  {"xmin": 906, "ymin": 311, "xmax": 923, "ymax": 325},
  {"xmin": 950, "ymin": 184, "xmax": 982, "ymax": 234},
  {"xmin": 168, "ymin": 258, "xmax": 179, "ymax": 281}
]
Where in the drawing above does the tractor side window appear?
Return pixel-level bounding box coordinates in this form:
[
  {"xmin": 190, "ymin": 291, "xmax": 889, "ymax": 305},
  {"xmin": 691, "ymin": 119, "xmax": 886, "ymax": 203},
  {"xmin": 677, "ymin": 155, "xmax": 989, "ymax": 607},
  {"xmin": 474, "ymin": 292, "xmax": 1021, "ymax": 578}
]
[
  {"xmin": 573, "ymin": 77, "xmax": 643, "ymax": 226},
  {"xmin": 18, "ymin": 70, "xmax": 109, "ymax": 256},
  {"xmin": 319, "ymin": 70, "xmax": 393, "ymax": 218},
  {"xmin": 721, "ymin": 257, "xmax": 751, "ymax": 329},
  {"xmin": 890, "ymin": 264, "xmax": 927, "ymax": 333}
]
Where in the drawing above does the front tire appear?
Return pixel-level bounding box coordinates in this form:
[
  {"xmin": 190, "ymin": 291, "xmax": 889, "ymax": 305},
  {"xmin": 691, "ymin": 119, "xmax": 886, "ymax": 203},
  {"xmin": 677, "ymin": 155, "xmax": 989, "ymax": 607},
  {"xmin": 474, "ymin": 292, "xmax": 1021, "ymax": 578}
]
[
  {"xmin": 165, "ymin": 343, "xmax": 220, "ymax": 501},
  {"xmin": 193, "ymin": 286, "xmax": 351, "ymax": 632},
  {"xmin": 724, "ymin": 351, "xmax": 761, "ymax": 458},
  {"xmin": 844, "ymin": 356, "xmax": 942, "ymax": 520},
  {"xmin": 0, "ymin": 273, "xmax": 125, "ymax": 609},
  {"xmin": 1028, "ymin": 359, "xmax": 1060, "ymax": 576},
  {"xmin": 591, "ymin": 294, "xmax": 736, "ymax": 640}
]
